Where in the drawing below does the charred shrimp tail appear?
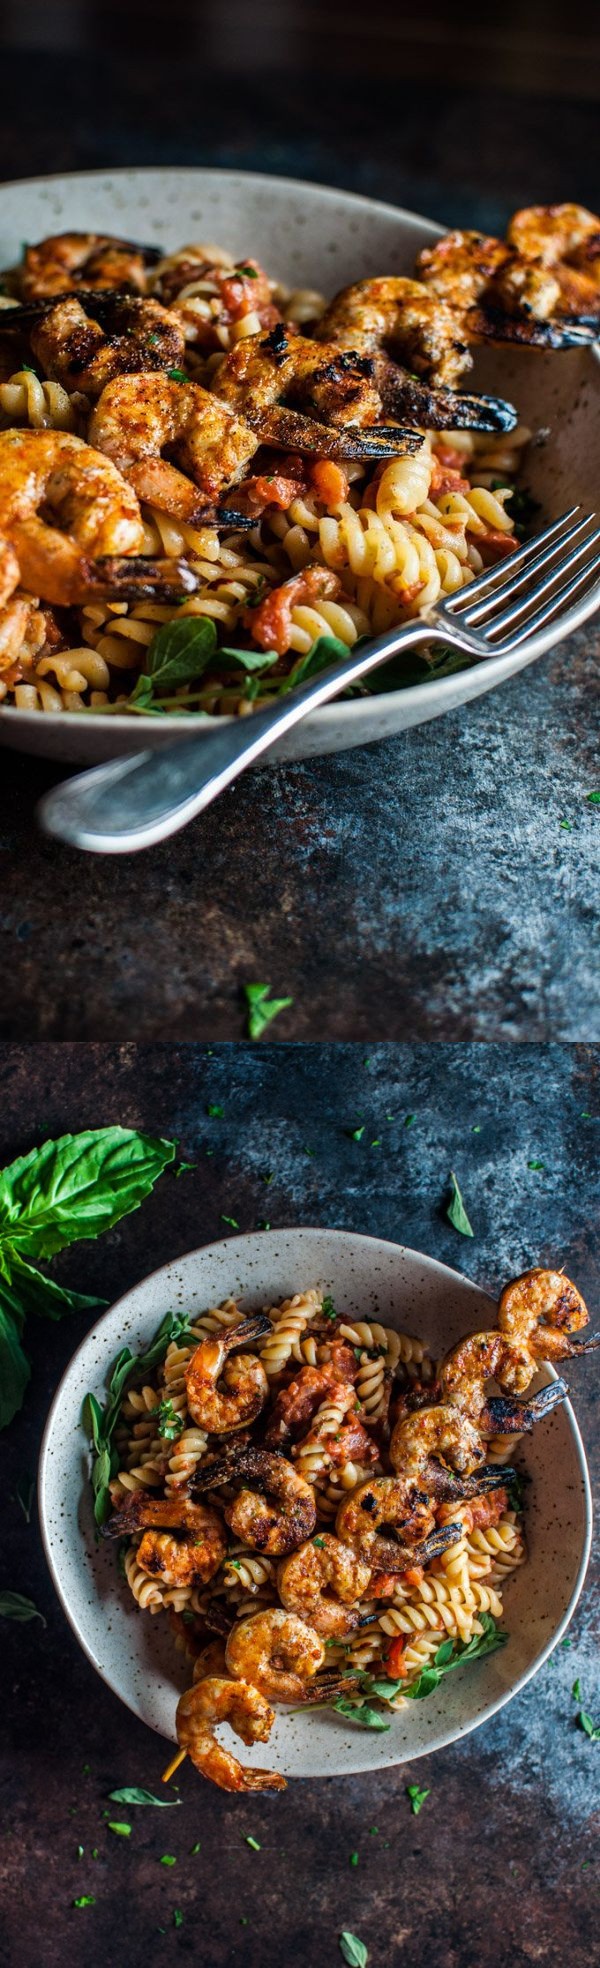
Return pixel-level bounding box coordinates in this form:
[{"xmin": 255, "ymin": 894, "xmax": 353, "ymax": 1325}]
[
  {"xmin": 467, "ymin": 305, "xmax": 600, "ymax": 352},
  {"xmin": 380, "ymin": 368, "xmax": 518, "ymax": 433},
  {"xmin": 88, "ymin": 553, "xmax": 201, "ymax": 600},
  {"xmin": 245, "ymin": 401, "xmax": 424, "ymax": 460},
  {"xmin": 483, "ymin": 1378, "xmax": 569, "ymax": 1435}
]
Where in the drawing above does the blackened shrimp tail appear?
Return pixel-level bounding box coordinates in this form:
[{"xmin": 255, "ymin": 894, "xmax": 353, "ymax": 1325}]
[
  {"xmin": 467, "ymin": 304, "xmax": 600, "ymax": 352},
  {"xmin": 484, "ymin": 1378, "xmax": 568, "ymax": 1435},
  {"xmin": 447, "ymin": 1465, "xmax": 517, "ymax": 1499},
  {"xmin": 381, "ymin": 369, "xmax": 518, "ymax": 433},
  {"xmin": 90, "ymin": 554, "xmax": 201, "ymax": 600},
  {"xmin": 246, "ymin": 401, "xmax": 424, "ymax": 459}
]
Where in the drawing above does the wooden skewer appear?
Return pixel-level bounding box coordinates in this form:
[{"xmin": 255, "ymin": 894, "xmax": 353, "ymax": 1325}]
[{"xmin": 162, "ymin": 1747, "xmax": 187, "ymax": 1783}]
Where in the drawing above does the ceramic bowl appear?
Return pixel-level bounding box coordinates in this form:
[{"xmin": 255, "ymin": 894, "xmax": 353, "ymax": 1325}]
[
  {"xmin": 38, "ymin": 1226, "xmax": 591, "ymax": 1779},
  {"xmin": 1, "ymin": 167, "xmax": 599, "ymax": 765}
]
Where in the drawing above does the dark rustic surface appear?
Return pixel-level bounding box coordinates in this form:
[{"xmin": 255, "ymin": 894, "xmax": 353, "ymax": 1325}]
[
  {"xmin": 0, "ymin": 28, "xmax": 598, "ymax": 1041},
  {"xmin": 1, "ymin": 1041, "xmax": 599, "ymax": 1968}
]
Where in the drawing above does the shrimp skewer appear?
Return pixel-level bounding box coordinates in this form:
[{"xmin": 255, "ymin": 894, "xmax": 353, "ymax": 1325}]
[{"xmin": 175, "ymin": 1674, "xmax": 286, "ymax": 1792}]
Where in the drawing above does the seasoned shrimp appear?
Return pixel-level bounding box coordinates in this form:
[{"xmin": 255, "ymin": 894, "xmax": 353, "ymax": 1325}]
[
  {"xmin": 89, "ymin": 371, "xmax": 259, "ymax": 520},
  {"xmin": 197, "ymin": 1446, "xmax": 317, "ymax": 1554},
  {"xmin": 14, "ymin": 231, "xmax": 161, "ymax": 299},
  {"xmin": 176, "ymin": 1674, "xmax": 286, "ymax": 1792},
  {"xmin": 389, "ymin": 1403, "xmax": 489, "ymax": 1481},
  {"xmin": 136, "ymin": 1517, "xmax": 227, "ymax": 1589},
  {"xmin": 0, "ymin": 429, "xmax": 198, "ymax": 607},
  {"xmin": 498, "ymin": 1268, "xmax": 599, "ymax": 1377},
  {"xmin": 417, "ymin": 215, "xmax": 600, "ymax": 347},
  {"xmin": 335, "ymin": 1476, "xmax": 464, "ymax": 1571},
  {"xmin": 316, "ymin": 277, "xmax": 517, "ymax": 429},
  {"xmin": 185, "ymin": 1313, "xmax": 271, "ymax": 1433},
  {"xmin": 214, "ymin": 324, "xmax": 423, "ymax": 457},
  {"xmin": 28, "ymin": 294, "xmax": 186, "ymax": 397},
  {"xmin": 277, "ymin": 1533, "xmax": 372, "ymax": 1637},
  {"xmin": 437, "ymin": 1328, "xmax": 571, "ymax": 1426},
  {"xmin": 106, "ymin": 1491, "xmax": 225, "ymax": 1543},
  {"xmin": 507, "ymin": 204, "xmax": 600, "ymax": 317},
  {"xmin": 225, "ymin": 1607, "xmax": 325, "ymax": 1700}
]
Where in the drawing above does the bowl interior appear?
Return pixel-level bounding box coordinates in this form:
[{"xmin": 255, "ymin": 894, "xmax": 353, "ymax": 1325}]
[
  {"xmin": 0, "ymin": 168, "xmax": 598, "ymax": 765},
  {"xmin": 38, "ymin": 1226, "xmax": 591, "ymax": 1778}
]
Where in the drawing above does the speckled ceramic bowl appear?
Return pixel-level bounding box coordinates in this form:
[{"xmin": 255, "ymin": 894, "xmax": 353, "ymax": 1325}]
[
  {"xmin": 1, "ymin": 166, "xmax": 599, "ymax": 764},
  {"xmin": 38, "ymin": 1227, "xmax": 591, "ymax": 1779}
]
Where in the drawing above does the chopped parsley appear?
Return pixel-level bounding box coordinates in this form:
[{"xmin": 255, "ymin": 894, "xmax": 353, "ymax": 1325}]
[
  {"xmin": 207, "ymin": 1103, "xmax": 224, "ymax": 1117},
  {"xmin": 339, "ymin": 1934, "xmax": 368, "ymax": 1968},
  {"xmin": 313, "ymin": 1536, "xmax": 326, "ymax": 1549},
  {"xmin": 245, "ymin": 1835, "xmax": 261, "ymax": 1850},
  {"xmin": 406, "ymin": 1784, "xmax": 429, "ymax": 1816},
  {"xmin": 159, "ymin": 1854, "xmax": 177, "ymax": 1866},
  {"xmin": 578, "ymin": 1710, "xmax": 600, "ymax": 1742},
  {"xmin": 190, "ymin": 1842, "xmax": 201, "ymax": 1854},
  {"xmin": 585, "ymin": 791, "xmax": 600, "ymax": 804},
  {"xmin": 322, "ymin": 1295, "xmax": 337, "ymax": 1321},
  {"xmin": 404, "ymin": 1113, "xmax": 415, "ymax": 1127},
  {"xmin": 173, "ymin": 1909, "xmax": 184, "ymax": 1928},
  {"xmin": 157, "ymin": 1399, "xmax": 184, "ymax": 1441},
  {"xmin": 221, "ymin": 1215, "xmax": 239, "ymax": 1230},
  {"xmin": 350, "ymin": 1851, "xmax": 359, "ymax": 1867},
  {"xmin": 347, "ymin": 1125, "xmax": 365, "ymax": 1142},
  {"xmin": 527, "ymin": 1159, "xmax": 546, "ymax": 1171},
  {"xmin": 167, "ymin": 368, "xmax": 188, "ymax": 382},
  {"xmin": 73, "ymin": 1897, "xmax": 95, "ymax": 1909},
  {"xmin": 446, "ymin": 1170, "xmax": 474, "ymax": 1238},
  {"xmin": 107, "ymin": 1821, "xmax": 131, "ymax": 1837}
]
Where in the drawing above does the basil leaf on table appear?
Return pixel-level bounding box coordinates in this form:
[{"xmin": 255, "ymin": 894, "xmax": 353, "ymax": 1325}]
[
  {"xmin": 446, "ymin": 1169, "xmax": 474, "ymax": 1238},
  {"xmin": 108, "ymin": 1788, "xmax": 182, "ymax": 1808},
  {"xmin": 0, "ymin": 1298, "xmax": 30, "ymax": 1428},
  {"xmin": 0, "ymin": 1590, "xmax": 46, "ymax": 1625},
  {"xmin": 339, "ymin": 1934, "xmax": 368, "ymax": 1968},
  {"xmin": 130, "ymin": 617, "xmax": 218, "ymax": 705}
]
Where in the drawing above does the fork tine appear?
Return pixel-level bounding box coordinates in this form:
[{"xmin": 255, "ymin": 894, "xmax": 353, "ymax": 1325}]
[
  {"xmin": 491, "ymin": 559, "xmax": 600, "ymax": 649},
  {"xmin": 470, "ymin": 524, "xmax": 600, "ymax": 639},
  {"xmin": 441, "ymin": 507, "xmax": 583, "ymax": 615}
]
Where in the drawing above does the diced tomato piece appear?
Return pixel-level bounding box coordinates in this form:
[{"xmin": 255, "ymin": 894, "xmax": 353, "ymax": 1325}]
[
  {"xmin": 309, "ymin": 460, "xmax": 350, "ymax": 507},
  {"xmin": 245, "ymin": 565, "xmax": 341, "ymax": 656},
  {"xmin": 386, "ymin": 1636, "xmax": 407, "ymax": 1678},
  {"xmin": 477, "ymin": 529, "xmax": 518, "ymax": 562}
]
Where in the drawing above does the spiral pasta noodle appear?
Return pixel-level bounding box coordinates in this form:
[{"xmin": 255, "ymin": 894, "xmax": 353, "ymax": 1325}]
[{"xmin": 259, "ymin": 1290, "xmax": 323, "ymax": 1377}]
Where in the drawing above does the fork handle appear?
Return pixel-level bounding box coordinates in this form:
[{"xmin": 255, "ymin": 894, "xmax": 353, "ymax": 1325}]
[{"xmin": 38, "ymin": 618, "xmax": 437, "ymax": 854}]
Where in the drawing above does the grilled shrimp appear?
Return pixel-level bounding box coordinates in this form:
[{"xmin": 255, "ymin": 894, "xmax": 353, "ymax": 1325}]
[
  {"xmin": 316, "ymin": 278, "xmax": 517, "ymax": 429},
  {"xmin": 335, "ymin": 1476, "xmax": 463, "ymax": 1571},
  {"xmin": 417, "ymin": 212, "xmax": 600, "ymax": 347},
  {"xmin": 136, "ymin": 1517, "xmax": 227, "ymax": 1589},
  {"xmin": 185, "ymin": 1313, "xmax": 271, "ymax": 1433},
  {"xmin": 498, "ymin": 1268, "xmax": 599, "ymax": 1377},
  {"xmin": 0, "ymin": 429, "xmax": 198, "ymax": 607},
  {"xmin": 89, "ymin": 372, "xmax": 260, "ymax": 521},
  {"xmin": 225, "ymin": 1607, "xmax": 325, "ymax": 1700},
  {"xmin": 196, "ymin": 1446, "xmax": 317, "ymax": 1554},
  {"xmin": 13, "ymin": 231, "xmax": 162, "ymax": 299},
  {"xmin": 176, "ymin": 1674, "xmax": 286, "ymax": 1792},
  {"xmin": 437, "ymin": 1329, "xmax": 570, "ymax": 1432},
  {"xmin": 106, "ymin": 1491, "xmax": 225, "ymax": 1541},
  {"xmin": 277, "ymin": 1533, "xmax": 372, "ymax": 1637},
  {"xmin": 214, "ymin": 324, "xmax": 424, "ymax": 457},
  {"xmin": 507, "ymin": 204, "xmax": 600, "ymax": 317},
  {"xmin": 28, "ymin": 294, "xmax": 186, "ymax": 396}
]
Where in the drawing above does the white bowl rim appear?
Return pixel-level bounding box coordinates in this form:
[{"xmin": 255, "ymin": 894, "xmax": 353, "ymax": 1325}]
[
  {"xmin": 37, "ymin": 1224, "xmax": 593, "ymax": 1772},
  {"xmin": 2, "ymin": 163, "xmax": 597, "ymax": 746}
]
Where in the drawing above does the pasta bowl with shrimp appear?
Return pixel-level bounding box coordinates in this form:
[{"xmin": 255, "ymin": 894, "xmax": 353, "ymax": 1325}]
[
  {"xmin": 39, "ymin": 1226, "xmax": 593, "ymax": 1788},
  {"xmin": 1, "ymin": 169, "xmax": 599, "ymax": 765}
]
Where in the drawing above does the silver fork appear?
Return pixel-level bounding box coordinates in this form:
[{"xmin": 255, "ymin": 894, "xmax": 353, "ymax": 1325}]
[{"xmin": 38, "ymin": 505, "xmax": 600, "ymax": 854}]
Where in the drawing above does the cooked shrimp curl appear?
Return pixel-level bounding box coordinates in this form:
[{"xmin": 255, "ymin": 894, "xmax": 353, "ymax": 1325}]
[
  {"xmin": 0, "ymin": 428, "xmax": 198, "ymax": 607},
  {"xmin": 195, "ymin": 1445, "xmax": 317, "ymax": 1554},
  {"xmin": 225, "ymin": 1607, "xmax": 325, "ymax": 1700},
  {"xmin": 184, "ymin": 1312, "xmax": 271, "ymax": 1433},
  {"xmin": 14, "ymin": 230, "xmax": 161, "ymax": 299},
  {"xmin": 277, "ymin": 1533, "xmax": 372, "ymax": 1637},
  {"xmin": 28, "ymin": 294, "xmax": 187, "ymax": 397},
  {"xmin": 176, "ymin": 1674, "xmax": 286, "ymax": 1792}
]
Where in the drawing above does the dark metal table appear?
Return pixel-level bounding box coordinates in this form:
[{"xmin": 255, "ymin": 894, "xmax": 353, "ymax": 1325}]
[
  {"xmin": 0, "ymin": 47, "xmax": 598, "ymax": 1042},
  {"xmin": 2, "ymin": 1041, "xmax": 599, "ymax": 1968}
]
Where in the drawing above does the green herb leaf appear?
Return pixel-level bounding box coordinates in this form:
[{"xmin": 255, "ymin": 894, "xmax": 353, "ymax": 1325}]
[
  {"xmin": 339, "ymin": 1932, "xmax": 368, "ymax": 1967},
  {"xmin": 406, "ymin": 1784, "xmax": 429, "ymax": 1816},
  {"xmin": 159, "ymin": 1854, "xmax": 177, "ymax": 1866},
  {"xmin": 108, "ymin": 1788, "xmax": 181, "ymax": 1807},
  {"xmin": 0, "ymin": 1589, "xmax": 46, "ymax": 1625},
  {"xmin": 131, "ymin": 617, "xmax": 218, "ymax": 704},
  {"xmin": 0, "ymin": 1299, "xmax": 31, "ymax": 1430},
  {"xmin": 585, "ymin": 791, "xmax": 600, "ymax": 804},
  {"xmin": 73, "ymin": 1897, "xmax": 95, "ymax": 1909},
  {"xmin": 107, "ymin": 1822, "xmax": 131, "ymax": 1837},
  {"xmin": 244, "ymin": 982, "xmax": 293, "ymax": 1041},
  {"xmin": 0, "ymin": 1128, "xmax": 176, "ymax": 1261},
  {"xmin": 221, "ymin": 1215, "xmax": 239, "ymax": 1230},
  {"xmin": 527, "ymin": 1159, "xmax": 546, "ymax": 1172},
  {"xmin": 347, "ymin": 1126, "xmax": 365, "ymax": 1142},
  {"xmin": 333, "ymin": 1697, "xmax": 391, "ymax": 1731},
  {"xmin": 572, "ymin": 1678, "xmax": 583, "ymax": 1702},
  {"xmin": 404, "ymin": 1614, "xmax": 506, "ymax": 1698},
  {"xmin": 322, "ymin": 1295, "xmax": 337, "ymax": 1320},
  {"xmin": 190, "ymin": 1842, "xmax": 201, "ymax": 1854},
  {"xmin": 167, "ymin": 367, "xmax": 188, "ymax": 382},
  {"xmin": 218, "ymin": 645, "xmax": 279, "ymax": 673},
  {"xmin": 245, "ymin": 1835, "xmax": 261, "ymax": 1850},
  {"xmin": 207, "ymin": 1104, "xmax": 223, "ymax": 1117},
  {"xmin": 157, "ymin": 1399, "xmax": 184, "ymax": 1442},
  {"xmin": 578, "ymin": 1709, "xmax": 600, "ymax": 1741},
  {"xmin": 312, "ymin": 1536, "xmax": 326, "ymax": 1549},
  {"xmin": 283, "ymin": 633, "xmax": 349, "ymax": 691},
  {"xmin": 12, "ymin": 1471, "xmax": 34, "ymax": 1523},
  {"xmin": 350, "ymin": 1851, "xmax": 359, "ymax": 1866},
  {"xmin": 236, "ymin": 264, "xmax": 258, "ymax": 278},
  {"xmin": 173, "ymin": 1910, "xmax": 184, "ymax": 1928},
  {"xmin": 446, "ymin": 1170, "xmax": 474, "ymax": 1238}
]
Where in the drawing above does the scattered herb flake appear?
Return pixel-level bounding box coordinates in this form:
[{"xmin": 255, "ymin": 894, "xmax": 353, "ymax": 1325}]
[
  {"xmin": 221, "ymin": 1215, "xmax": 239, "ymax": 1230},
  {"xmin": 207, "ymin": 1103, "xmax": 223, "ymax": 1118},
  {"xmin": 572, "ymin": 1678, "xmax": 583, "ymax": 1702},
  {"xmin": 167, "ymin": 368, "xmax": 188, "ymax": 382},
  {"xmin": 173, "ymin": 1909, "xmax": 183, "ymax": 1928},
  {"xmin": 406, "ymin": 1784, "xmax": 430, "ymax": 1816},
  {"xmin": 527, "ymin": 1159, "xmax": 546, "ymax": 1171},
  {"xmin": 108, "ymin": 1788, "xmax": 181, "ymax": 1807},
  {"xmin": 350, "ymin": 1851, "xmax": 359, "ymax": 1866},
  {"xmin": 578, "ymin": 1708, "xmax": 600, "ymax": 1741},
  {"xmin": 339, "ymin": 1933, "xmax": 368, "ymax": 1968},
  {"xmin": 347, "ymin": 1126, "xmax": 365, "ymax": 1142},
  {"xmin": 370, "ymin": 1139, "xmax": 381, "ymax": 1148},
  {"xmin": 585, "ymin": 791, "xmax": 600, "ymax": 804},
  {"xmin": 244, "ymin": 981, "xmax": 293, "ymax": 1041},
  {"xmin": 404, "ymin": 1113, "xmax": 415, "ymax": 1127},
  {"xmin": 245, "ymin": 1835, "xmax": 261, "ymax": 1850},
  {"xmin": 0, "ymin": 1590, "xmax": 46, "ymax": 1625},
  {"xmin": 472, "ymin": 1124, "xmax": 481, "ymax": 1133},
  {"xmin": 446, "ymin": 1170, "xmax": 474, "ymax": 1238},
  {"xmin": 107, "ymin": 1822, "xmax": 131, "ymax": 1837},
  {"xmin": 322, "ymin": 1296, "xmax": 337, "ymax": 1321},
  {"xmin": 190, "ymin": 1842, "xmax": 201, "ymax": 1854},
  {"xmin": 559, "ymin": 819, "xmax": 572, "ymax": 831},
  {"xmin": 73, "ymin": 1897, "xmax": 95, "ymax": 1909},
  {"xmin": 159, "ymin": 1854, "xmax": 177, "ymax": 1866},
  {"xmin": 313, "ymin": 1536, "xmax": 326, "ymax": 1549},
  {"xmin": 157, "ymin": 1399, "xmax": 184, "ymax": 1441},
  {"xmin": 77, "ymin": 1845, "xmax": 84, "ymax": 1859}
]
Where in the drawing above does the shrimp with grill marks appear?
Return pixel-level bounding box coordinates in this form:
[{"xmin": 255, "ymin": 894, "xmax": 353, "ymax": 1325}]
[
  {"xmin": 13, "ymin": 232, "xmax": 162, "ymax": 300},
  {"xmin": 195, "ymin": 1445, "xmax": 317, "ymax": 1555},
  {"xmin": 27, "ymin": 294, "xmax": 186, "ymax": 397},
  {"xmin": 185, "ymin": 1313, "xmax": 271, "ymax": 1433},
  {"xmin": 225, "ymin": 1607, "xmax": 325, "ymax": 1700},
  {"xmin": 315, "ymin": 279, "xmax": 517, "ymax": 429},
  {"xmin": 335, "ymin": 1477, "xmax": 464, "ymax": 1572},
  {"xmin": 89, "ymin": 372, "xmax": 260, "ymax": 525},
  {"xmin": 214, "ymin": 324, "xmax": 424, "ymax": 458},
  {"xmin": 176, "ymin": 1674, "xmax": 286, "ymax": 1792},
  {"xmin": 277, "ymin": 1532, "xmax": 373, "ymax": 1637},
  {"xmin": 0, "ymin": 428, "xmax": 198, "ymax": 608},
  {"xmin": 417, "ymin": 207, "xmax": 600, "ymax": 347}
]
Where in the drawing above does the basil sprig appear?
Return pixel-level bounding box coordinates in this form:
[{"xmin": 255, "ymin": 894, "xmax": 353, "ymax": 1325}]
[
  {"xmin": 403, "ymin": 1615, "xmax": 507, "ymax": 1698},
  {"xmin": 84, "ymin": 1310, "xmax": 199, "ymax": 1525},
  {"xmin": 0, "ymin": 1128, "xmax": 177, "ymax": 1430},
  {"xmin": 130, "ymin": 617, "xmax": 279, "ymax": 711}
]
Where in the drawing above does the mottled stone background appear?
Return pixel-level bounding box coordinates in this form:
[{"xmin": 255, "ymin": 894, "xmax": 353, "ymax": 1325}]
[{"xmin": 1, "ymin": 1042, "xmax": 598, "ymax": 1968}]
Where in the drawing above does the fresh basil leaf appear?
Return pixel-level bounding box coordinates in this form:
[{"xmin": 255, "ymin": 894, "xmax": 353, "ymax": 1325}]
[
  {"xmin": 0, "ymin": 1589, "xmax": 46, "ymax": 1625},
  {"xmin": 339, "ymin": 1933, "xmax": 368, "ymax": 1967},
  {"xmin": 333, "ymin": 1697, "xmax": 390, "ymax": 1731},
  {"xmin": 358, "ymin": 1673, "xmax": 404, "ymax": 1701},
  {"xmin": 405, "ymin": 1615, "xmax": 507, "ymax": 1698},
  {"xmin": 134, "ymin": 617, "xmax": 218, "ymax": 700},
  {"xmin": 579, "ymin": 1709, "xmax": 600, "ymax": 1741},
  {"xmin": 157, "ymin": 1399, "xmax": 184, "ymax": 1441},
  {"xmin": 433, "ymin": 1639, "xmax": 455, "ymax": 1667},
  {"xmin": 244, "ymin": 981, "xmax": 293, "ymax": 1040},
  {"xmin": 585, "ymin": 791, "xmax": 600, "ymax": 805},
  {"xmin": 217, "ymin": 646, "xmax": 279, "ymax": 673},
  {"xmin": 0, "ymin": 1128, "xmax": 176, "ymax": 1260},
  {"xmin": 446, "ymin": 1170, "xmax": 474, "ymax": 1238},
  {"xmin": 8, "ymin": 1253, "xmax": 106, "ymax": 1321},
  {"xmin": 572, "ymin": 1678, "xmax": 583, "ymax": 1703},
  {"xmin": 108, "ymin": 1787, "xmax": 181, "ymax": 1807},
  {"xmin": 283, "ymin": 633, "xmax": 349, "ymax": 692},
  {"xmin": 0, "ymin": 1300, "xmax": 31, "ymax": 1429},
  {"xmin": 406, "ymin": 1784, "xmax": 430, "ymax": 1815},
  {"xmin": 403, "ymin": 1666, "xmax": 441, "ymax": 1700}
]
